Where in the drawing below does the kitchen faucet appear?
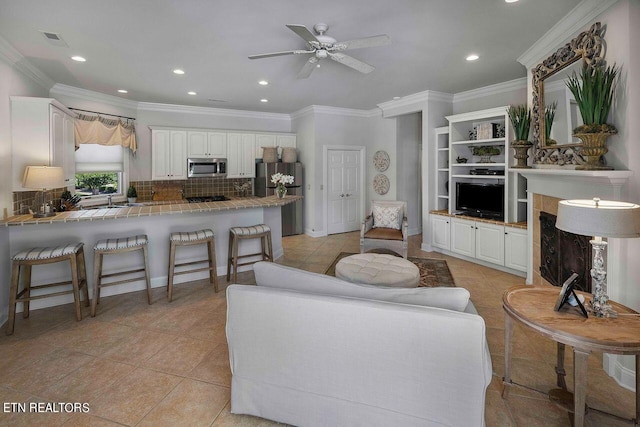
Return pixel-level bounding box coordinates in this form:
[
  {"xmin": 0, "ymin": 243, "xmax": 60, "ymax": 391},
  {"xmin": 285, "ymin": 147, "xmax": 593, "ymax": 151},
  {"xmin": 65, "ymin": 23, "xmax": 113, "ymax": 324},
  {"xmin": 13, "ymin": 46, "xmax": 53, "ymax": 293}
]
[{"xmin": 107, "ymin": 194, "xmax": 113, "ymax": 207}]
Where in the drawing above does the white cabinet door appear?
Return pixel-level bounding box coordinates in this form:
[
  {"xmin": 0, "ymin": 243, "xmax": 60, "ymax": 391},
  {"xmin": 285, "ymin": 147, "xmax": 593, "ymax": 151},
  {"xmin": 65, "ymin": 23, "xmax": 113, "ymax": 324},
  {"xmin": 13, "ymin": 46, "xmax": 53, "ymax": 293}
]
[
  {"xmin": 255, "ymin": 134, "xmax": 277, "ymax": 160},
  {"xmin": 169, "ymin": 131, "xmax": 187, "ymax": 180},
  {"xmin": 241, "ymin": 134, "xmax": 256, "ymax": 177},
  {"xmin": 208, "ymin": 132, "xmax": 227, "ymax": 158},
  {"xmin": 62, "ymin": 113, "xmax": 76, "ymax": 186},
  {"xmin": 226, "ymin": 133, "xmax": 242, "ymax": 178},
  {"xmin": 50, "ymin": 106, "xmax": 64, "ymax": 170},
  {"xmin": 505, "ymin": 226, "xmax": 528, "ymax": 272},
  {"xmin": 277, "ymin": 134, "xmax": 296, "ymax": 149},
  {"xmin": 451, "ymin": 218, "xmax": 475, "ymax": 257},
  {"xmin": 431, "ymin": 215, "xmax": 450, "ymax": 250},
  {"xmin": 476, "ymin": 222, "xmax": 505, "ymax": 266},
  {"xmin": 151, "ymin": 130, "xmax": 186, "ymax": 180},
  {"xmin": 187, "ymin": 131, "xmax": 208, "ymax": 157}
]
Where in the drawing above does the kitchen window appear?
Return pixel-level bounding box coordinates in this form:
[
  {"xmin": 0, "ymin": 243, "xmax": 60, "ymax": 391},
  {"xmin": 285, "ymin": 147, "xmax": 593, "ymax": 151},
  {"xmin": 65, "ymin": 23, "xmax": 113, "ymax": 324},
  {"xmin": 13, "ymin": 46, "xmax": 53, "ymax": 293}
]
[{"xmin": 75, "ymin": 143, "xmax": 129, "ymax": 203}]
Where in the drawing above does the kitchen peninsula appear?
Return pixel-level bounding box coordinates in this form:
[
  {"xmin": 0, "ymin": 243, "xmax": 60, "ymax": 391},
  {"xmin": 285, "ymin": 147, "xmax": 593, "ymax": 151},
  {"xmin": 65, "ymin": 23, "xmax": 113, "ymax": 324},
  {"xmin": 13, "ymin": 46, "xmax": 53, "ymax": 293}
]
[{"xmin": 2, "ymin": 196, "xmax": 300, "ymax": 311}]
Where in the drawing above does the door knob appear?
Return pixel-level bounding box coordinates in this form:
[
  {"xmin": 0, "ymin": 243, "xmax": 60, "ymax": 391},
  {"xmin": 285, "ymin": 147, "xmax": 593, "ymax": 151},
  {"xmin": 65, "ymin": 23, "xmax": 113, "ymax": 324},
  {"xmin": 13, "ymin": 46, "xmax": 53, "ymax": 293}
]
[
  {"xmin": 340, "ymin": 194, "xmax": 344, "ymax": 197},
  {"xmin": 345, "ymin": 193, "xmax": 351, "ymax": 197}
]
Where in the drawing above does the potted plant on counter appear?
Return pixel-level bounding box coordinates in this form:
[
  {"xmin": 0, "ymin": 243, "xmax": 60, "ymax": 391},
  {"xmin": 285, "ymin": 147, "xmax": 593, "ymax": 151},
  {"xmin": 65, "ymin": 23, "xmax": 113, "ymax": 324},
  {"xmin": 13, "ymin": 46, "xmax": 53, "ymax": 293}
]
[
  {"xmin": 507, "ymin": 104, "xmax": 532, "ymax": 168},
  {"xmin": 566, "ymin": 63, "xmax": 619, "ymax": 170},
  {"xmin": 127, "ymin": 184, "xmax": 138, "ymax": 204}
]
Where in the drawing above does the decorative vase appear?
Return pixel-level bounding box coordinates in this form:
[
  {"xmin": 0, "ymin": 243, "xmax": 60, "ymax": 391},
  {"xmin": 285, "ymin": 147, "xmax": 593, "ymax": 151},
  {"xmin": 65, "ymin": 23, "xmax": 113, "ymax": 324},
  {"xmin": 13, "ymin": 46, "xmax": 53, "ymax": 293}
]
[
  {"xmin": 276, "ymin": 184, "xmax": 287, "ymax": 199},
  {"xmin": 574, "ymin": 132, "xmax": 614, "ymax": 170},
  {"xmin": 478, "ymin": 155, "xmax": 494, "ymax": 164},
  {"xmin": 128, "ymin": 197, "xmax": 137, "ymax": 204},
  {"xmin": 262, "ymin": 146, "xmax": 278, "ymax": 163},
  {"xmin": 282, "ymin": 147, "xmax": 297, "ymax": 163},
  {"xmin": 511, "ymin": 140, "xmax": 533, "ymax": 169}
]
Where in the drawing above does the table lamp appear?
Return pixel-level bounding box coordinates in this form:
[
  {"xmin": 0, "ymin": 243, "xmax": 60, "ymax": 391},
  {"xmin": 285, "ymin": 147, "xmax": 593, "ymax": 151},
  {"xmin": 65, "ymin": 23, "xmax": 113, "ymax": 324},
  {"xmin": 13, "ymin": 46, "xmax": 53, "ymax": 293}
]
[
  {"xmin": 22, "ymin": 166, "xmax": 65, "ymax": 218},
  {"xmin": 556, "ymin": 198, "xmax": 640, "ymax": 318}
]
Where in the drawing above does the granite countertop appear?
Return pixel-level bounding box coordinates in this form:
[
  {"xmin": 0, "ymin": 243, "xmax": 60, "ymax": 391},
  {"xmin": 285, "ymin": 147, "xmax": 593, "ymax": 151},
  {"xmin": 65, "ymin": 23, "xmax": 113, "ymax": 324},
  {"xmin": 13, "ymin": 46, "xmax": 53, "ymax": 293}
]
[
  {"xmin": 3, "ymin": 196, "xmax": 301, "ymax": 227},
  {"xmin": 428, "ymin": 209, "xmax": 527, "ymax": 229}
]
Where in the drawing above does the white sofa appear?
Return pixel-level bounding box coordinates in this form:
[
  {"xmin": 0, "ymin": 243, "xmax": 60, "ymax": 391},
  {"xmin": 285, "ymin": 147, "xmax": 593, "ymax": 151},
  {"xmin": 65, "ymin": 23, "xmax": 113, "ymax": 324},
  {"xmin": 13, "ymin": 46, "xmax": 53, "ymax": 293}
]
[{"xmin": 226, "ymin": 262, "xmax": 492, "ymax": 427}]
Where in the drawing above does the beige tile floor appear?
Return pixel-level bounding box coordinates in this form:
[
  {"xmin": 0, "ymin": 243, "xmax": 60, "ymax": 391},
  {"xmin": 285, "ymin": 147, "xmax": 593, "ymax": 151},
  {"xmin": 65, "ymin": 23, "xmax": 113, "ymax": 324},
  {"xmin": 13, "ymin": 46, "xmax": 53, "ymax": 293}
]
[{"xmin": 0, "ymin": 232, "xmax": 636, "ymax": 426}]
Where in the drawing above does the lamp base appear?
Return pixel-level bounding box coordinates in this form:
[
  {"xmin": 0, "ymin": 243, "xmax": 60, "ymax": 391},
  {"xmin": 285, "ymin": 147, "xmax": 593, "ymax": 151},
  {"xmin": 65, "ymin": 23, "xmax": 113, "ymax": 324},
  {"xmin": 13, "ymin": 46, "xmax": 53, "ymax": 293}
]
[
  {"xmin": 589, "ymin": 238, "xmax": 617, "ymax": 318},
  {"xmin": 32, "ymin": 212, "xmax": 56, "ymax": 218}
]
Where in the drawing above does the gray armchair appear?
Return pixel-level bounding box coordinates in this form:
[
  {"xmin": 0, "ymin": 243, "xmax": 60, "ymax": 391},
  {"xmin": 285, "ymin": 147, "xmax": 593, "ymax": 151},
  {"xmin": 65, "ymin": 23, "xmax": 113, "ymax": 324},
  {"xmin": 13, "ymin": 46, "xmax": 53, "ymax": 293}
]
[{"xmin": 360, "ymin": 200, "xmax": 408, "ymax": 258}]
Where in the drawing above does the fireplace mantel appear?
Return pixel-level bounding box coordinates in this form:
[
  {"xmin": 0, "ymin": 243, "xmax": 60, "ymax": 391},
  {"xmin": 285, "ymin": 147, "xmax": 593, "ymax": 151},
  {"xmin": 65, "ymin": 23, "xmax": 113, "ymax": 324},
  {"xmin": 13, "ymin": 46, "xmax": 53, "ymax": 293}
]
[{"xmin": 519, "ymin": 169, "xmax": 633, "ymax": 201}]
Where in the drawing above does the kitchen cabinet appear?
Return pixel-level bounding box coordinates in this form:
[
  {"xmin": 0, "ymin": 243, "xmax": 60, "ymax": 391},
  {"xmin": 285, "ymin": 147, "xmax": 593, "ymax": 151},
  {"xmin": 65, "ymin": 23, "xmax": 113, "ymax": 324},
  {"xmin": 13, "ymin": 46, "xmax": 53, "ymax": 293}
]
[
  {"xmin": 430, "ymin": 214, "xmax": 450, "ymax": 251},
  {"xmin": 151, "ymin": 129, "xmax": 187, "ymax": 180},
  {"xmin": 504, "ymin": 226, "xmax": 527, "ymax": 272},
  {"xmin": 255, "ymin": 134, "xmax": 277, "ymax": 160},
  {"xmin": 451, "ymin": 217, "xmax": 476, "ymax": 258},
  {"xmin": 187, "ymin": 131, "xmax": 227, "ymax": 158},
  {"xmin": 227, "ymin": 133, "xmax": 256, "ymax": 178},
  {"xmin": 11, "ymin": 97, "xmax": 76, "ymax": 191}
]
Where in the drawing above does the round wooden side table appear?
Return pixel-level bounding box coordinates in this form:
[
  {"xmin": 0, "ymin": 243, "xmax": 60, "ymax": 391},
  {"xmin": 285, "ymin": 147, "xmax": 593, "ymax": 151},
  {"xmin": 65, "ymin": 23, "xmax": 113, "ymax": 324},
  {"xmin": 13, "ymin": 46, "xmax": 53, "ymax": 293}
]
[{"xmin": 502, "ymin": 285, "xmax": 640, "ymax": 427}]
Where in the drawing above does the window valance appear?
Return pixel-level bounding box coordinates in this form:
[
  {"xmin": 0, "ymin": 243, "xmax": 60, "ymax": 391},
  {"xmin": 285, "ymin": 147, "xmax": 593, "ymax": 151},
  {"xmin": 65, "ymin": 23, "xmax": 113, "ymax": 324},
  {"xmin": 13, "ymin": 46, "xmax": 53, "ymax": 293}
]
[{"xmin": 74, "ymin": 113, "xmax": 137, "ymax": 153}]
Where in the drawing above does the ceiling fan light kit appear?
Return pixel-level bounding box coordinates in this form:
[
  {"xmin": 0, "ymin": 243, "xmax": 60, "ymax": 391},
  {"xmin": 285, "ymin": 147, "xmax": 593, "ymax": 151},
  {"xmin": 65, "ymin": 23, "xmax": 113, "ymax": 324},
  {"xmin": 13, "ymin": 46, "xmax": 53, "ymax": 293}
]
[{"xmin": 249, "ymin": 22, "xmax": 390, "ymax": 79}]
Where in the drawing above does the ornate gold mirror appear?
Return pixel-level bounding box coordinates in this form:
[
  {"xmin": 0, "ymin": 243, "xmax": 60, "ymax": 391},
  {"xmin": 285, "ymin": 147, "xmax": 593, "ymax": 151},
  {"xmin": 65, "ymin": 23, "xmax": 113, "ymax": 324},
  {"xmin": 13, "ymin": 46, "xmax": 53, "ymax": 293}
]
[{"xmin": 532, "ymin": 23, "xmax": 605, "ymax": 164}]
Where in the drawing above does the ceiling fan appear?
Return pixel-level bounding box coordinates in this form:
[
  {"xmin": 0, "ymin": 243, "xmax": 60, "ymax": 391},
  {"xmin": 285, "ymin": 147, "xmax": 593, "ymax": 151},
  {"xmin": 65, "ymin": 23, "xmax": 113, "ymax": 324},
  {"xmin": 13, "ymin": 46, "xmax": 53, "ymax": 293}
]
[{"xmin": 249, "ymin": 23, "xmax": 391, "ymax": 79}]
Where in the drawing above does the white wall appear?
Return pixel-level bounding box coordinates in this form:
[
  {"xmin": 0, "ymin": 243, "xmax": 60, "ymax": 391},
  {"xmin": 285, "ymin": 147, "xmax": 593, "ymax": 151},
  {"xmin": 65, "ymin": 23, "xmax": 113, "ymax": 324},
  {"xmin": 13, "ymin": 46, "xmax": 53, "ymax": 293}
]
[
  {"xmin": 291, "ymin": 111, "xmax": 316, "ymax": 235},
  {"xmin": 396, "ymin": 113, "xmax": 422, "ymax": 234},
  {"xmin": 453, "ymin": 80, "xmax": 527, "ymax": 115}
]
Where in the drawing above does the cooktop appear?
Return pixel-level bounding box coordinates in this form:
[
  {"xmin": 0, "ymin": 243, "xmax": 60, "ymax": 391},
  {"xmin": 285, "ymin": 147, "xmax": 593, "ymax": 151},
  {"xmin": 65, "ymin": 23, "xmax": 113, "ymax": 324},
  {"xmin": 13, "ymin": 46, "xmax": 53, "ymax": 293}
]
[{"xmin": 185, "ymin": 195, "xmax": 230, "ymax": 203}]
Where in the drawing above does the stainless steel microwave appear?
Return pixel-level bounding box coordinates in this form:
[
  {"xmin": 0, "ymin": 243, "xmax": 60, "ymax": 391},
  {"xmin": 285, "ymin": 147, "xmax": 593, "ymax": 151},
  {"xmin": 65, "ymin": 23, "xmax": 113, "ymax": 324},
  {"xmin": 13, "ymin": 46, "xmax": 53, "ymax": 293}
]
[{"xmin": 187, "ymin": 158, "xmax": 227, "ymax": 178}]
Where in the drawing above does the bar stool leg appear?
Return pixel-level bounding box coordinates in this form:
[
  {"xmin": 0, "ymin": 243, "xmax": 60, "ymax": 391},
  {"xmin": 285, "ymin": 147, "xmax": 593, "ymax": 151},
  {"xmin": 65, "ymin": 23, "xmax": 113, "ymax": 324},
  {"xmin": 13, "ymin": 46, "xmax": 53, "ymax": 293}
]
[
  {"xmin": 143, "ymin": 245, "xmax": 152, "ymax": 304},
  {"xmin": 91, "ymin": 251, "xmax": 102, "ymax": 317},
  {"xmin": 167, "ymin": 241, "xmax": 176, "ymax": 302},
  {"xmin": 266, "ymin": 232, "xmax": 274, "ymax": 262},
  {"xmin": 207, "ymin": 238, "xmax": 219, "ymax": 292},
  {"xmin": 78, "ymin": 246, "xmax": 90, "ymax": 307},
  {"xmin": 232, "ymin": 235, "xmax": 240, "ymax": 283},
  {"xmin": 69, "ymin": 253, "xmax": 83, "ymax": 321},
  {"xmin": 226, "ymin": 231, "xmax": 233, "ymax": 282},
  {"xmin": 23, "ymin": 265, "xmax": 32, "ymax": 318},
  {"xmin": 7, "ymin": 262, "xmax": 20, "ymax": 335}
]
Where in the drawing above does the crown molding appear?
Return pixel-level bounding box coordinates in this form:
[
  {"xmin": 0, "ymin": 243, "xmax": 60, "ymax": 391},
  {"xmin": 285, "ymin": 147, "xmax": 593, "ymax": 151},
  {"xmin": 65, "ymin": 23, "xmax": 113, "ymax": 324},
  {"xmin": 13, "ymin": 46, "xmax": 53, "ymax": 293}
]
[
  {"xmin": 377, "ymin": 90, "xmax": 454, "ymax": 118},
  {"xmin": 137, "ymin": 102, "xmax": 290, "ymax": 121},
  {"xmin": 452, "ymin": 77, "xmax": 527, "ymax": 103},
  {"xmin": 290, "ymin": 105, "xmax": 379, "ymax": 120},
  {"xmin": 0, "ymin": 35, "xmax": 54, "ymax": 90},
  {"xmin": 517, "ymin": 0, "xmax": 620, "ymax": 70},
  {"xmin": 50, "ymin": 83, "xmax": 139, "ymax": 110}
]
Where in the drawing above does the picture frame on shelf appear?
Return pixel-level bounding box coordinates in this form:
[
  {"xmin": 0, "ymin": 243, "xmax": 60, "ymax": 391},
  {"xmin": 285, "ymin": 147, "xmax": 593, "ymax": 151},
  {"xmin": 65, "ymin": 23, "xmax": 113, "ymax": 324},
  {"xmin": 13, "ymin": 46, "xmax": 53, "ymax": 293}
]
[{"xmin": 554, "ymin": 272, "xmax": 588, "ymax": 318}]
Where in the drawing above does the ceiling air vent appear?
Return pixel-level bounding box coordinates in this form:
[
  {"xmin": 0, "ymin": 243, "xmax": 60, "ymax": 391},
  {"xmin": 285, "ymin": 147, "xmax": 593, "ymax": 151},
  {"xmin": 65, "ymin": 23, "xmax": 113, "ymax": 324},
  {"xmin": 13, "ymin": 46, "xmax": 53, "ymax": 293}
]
[
  {"xmin": 40, "ymin": 31, "xmax": 68, "ymax": 47},
  {"xmin": 207, "ymin": 98, "xmax": 227, "ymax": 103}
]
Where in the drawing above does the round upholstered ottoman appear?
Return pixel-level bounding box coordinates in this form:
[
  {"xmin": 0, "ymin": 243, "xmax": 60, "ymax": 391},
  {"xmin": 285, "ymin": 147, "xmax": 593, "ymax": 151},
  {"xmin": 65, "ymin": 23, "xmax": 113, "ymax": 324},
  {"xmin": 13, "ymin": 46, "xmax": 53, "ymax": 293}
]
[{"xmin": 335, "ymin": 253, "xmax": 420, "ymax": 288}]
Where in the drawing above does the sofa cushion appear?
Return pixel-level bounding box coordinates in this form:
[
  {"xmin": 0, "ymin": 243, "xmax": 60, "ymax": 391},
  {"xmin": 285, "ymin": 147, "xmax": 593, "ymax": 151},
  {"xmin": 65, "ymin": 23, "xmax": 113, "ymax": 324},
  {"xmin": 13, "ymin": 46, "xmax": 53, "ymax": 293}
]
[
  {"xmin": 372, "ymin": 204, "xmax": 402, "ymax": 229},
  {"xmin": 253, "ymin": 261, "xmax": 470, "ymax": 312}
]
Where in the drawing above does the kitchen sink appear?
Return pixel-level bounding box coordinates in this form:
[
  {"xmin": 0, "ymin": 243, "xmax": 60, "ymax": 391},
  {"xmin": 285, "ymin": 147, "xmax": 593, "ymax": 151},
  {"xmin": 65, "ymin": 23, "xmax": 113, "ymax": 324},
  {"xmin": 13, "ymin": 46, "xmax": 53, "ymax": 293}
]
[{"xmin": 86, "ymin": 203, "xmax": 143, "ymax": 210}]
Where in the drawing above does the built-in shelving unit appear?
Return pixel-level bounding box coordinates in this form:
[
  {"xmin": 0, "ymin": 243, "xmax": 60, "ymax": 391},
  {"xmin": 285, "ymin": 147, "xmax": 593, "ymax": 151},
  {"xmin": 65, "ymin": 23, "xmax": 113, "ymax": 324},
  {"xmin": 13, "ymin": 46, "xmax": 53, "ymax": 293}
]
[{"xmin": 434, "ymin": 126, "xmax": 450, "ymax": 211}]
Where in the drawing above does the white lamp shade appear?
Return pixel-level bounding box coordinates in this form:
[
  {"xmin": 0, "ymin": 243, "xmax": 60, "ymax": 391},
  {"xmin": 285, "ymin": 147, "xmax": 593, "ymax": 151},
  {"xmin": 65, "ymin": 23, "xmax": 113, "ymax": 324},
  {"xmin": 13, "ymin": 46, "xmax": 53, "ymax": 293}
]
[
  {"xmin": 556, "ymin": 198, "xmax": 640, "ymax": 238},
  {"xmin": 22, "ymin": 166, "xmax": 65, "ymax": 190}
]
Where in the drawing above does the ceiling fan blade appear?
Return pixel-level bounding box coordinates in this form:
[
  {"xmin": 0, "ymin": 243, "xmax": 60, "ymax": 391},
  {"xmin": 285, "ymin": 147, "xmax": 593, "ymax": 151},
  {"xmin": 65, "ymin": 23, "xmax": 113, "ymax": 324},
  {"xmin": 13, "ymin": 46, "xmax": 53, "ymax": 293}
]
[
  {"xmin": 249, "ymin": 50, "xmax": 314, "ymax": 60},
  {"xmin": 338, "ymin": 34, "xmax": 391, "ymax": 50},
  {"xmin": 328, "ymin": 52, "xmax": 374, "ymax": 74},
  {"xmin": 297, "ymin": 57, "xmax": 318, "ymax": 79},
  {"xmin": 286, "ymin": 24, "xmax": 319, "ymax": 43}
]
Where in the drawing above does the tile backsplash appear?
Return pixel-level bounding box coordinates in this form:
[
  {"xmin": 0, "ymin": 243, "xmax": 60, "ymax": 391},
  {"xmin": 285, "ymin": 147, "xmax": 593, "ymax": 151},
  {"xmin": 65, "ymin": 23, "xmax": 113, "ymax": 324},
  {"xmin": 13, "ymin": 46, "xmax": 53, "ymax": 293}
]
[{"xmin": 12, "ymin": 178, "xmax": 254, "ymax": 215}]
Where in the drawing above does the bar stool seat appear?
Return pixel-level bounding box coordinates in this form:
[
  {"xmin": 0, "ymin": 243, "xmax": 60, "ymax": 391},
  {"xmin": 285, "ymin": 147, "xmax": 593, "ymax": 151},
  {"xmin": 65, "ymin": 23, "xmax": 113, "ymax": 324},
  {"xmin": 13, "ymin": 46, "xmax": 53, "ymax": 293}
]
[
  {"xmin": 168, "ymin": 229, "xmax": 218, "ymax": 302},
  {"xmin": 227, "ymin": 224, "xmax": 274, "ymax": 283},
  {"xmin": 92, "ymin": 234, "xmax": 151, "ymax": 317},
  {"xmin": 7, "ymin": 243, "xmax": 89, "ymax": 335}
]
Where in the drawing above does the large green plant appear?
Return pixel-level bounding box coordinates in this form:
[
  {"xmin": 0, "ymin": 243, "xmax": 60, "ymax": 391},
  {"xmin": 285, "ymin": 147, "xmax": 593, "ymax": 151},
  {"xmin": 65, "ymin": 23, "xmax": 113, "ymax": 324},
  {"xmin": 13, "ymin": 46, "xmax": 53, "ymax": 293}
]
[
  {"xmin": 566, "ymin": 63, "xmax": 618, "ymax": 133},
  {"xmin": 506, "ymin": 104, "xmax": 531, "ymax": 141}
]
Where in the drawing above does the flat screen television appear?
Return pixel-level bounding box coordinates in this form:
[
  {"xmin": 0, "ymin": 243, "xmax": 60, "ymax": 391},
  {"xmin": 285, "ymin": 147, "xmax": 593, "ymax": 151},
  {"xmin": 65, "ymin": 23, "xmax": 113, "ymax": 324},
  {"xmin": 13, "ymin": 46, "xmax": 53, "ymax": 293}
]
[{"xmin": 455, "ymin": 182, "xmax": 504, "ymax": 220}]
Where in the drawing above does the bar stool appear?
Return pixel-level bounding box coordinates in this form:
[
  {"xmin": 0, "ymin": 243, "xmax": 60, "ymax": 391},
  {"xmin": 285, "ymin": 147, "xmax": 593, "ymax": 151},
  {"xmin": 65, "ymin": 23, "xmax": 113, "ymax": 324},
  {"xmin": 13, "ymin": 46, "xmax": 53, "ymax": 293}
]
[
  {"xmin": 227, "ymin": 224, "xmax": 274, "ymax": 283},
  {"xmin": 7, "ymin": 243, "xmax": 89, "ymax": 335},
  {"xmin": 168, "ymin": 229, "xmax": 218, "ymax": 302},
  {"xmin": 92, "ymin": 234, "xmax": 151, "ymax": 317}
]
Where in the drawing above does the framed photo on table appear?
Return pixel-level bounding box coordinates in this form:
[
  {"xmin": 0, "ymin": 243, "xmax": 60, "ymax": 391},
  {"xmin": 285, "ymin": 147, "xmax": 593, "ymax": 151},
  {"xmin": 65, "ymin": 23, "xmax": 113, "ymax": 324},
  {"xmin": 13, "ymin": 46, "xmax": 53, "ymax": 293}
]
[{"xmin": 554, "ymin": 272, "xmax": 588, "ymax": 318}]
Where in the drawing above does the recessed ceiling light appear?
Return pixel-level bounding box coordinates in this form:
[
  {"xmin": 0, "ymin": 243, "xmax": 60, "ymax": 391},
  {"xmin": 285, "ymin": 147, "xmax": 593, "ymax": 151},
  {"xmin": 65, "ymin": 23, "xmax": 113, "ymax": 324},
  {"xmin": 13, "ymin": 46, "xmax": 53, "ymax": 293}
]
[
  {"xmin": 260, "ymin": 99, "xmax": 269, "ymax": 103},
  {"xmin": 466, "ymin": 54, "xmax": 479, "ymax": 61},
  {"xmin": 117, "ymin": 89, "xmax": 128, "ymax": 93},
  {"xmin": 258, "ymin": 80, "xmax": 269, "ymax": 86},
  {"xmin": 173, "ymin": 69, "xmax": 185, "ymax": 75},
  {"xmin": 187, "ymin": 91, "xmax": 197, "ymax": 95},
  {"xmin": 505, "ymin": 0, "xmax": 519, "ymax": 3},
  {"xmin": 71, "ymin": 56, "xmax": 86, "ymax": 62},
  {"xmin": 393, "ymin": 96, "xmax": 401, "ymax": 100}
]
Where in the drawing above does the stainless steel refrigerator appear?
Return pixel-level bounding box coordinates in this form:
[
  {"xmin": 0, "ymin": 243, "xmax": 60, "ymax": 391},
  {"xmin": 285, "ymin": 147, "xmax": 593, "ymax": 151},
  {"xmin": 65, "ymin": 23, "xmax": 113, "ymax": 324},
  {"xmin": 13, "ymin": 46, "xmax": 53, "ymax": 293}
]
[{"xmin": 255, "ymin": 162, "xmax": 303, "ymax": 236}]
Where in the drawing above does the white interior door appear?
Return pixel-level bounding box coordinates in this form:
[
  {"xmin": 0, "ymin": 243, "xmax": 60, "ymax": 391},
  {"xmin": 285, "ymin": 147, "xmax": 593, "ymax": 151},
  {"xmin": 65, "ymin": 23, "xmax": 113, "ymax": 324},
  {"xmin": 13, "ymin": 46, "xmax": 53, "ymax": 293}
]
[{"xmin": 328, "ymin": 149, "xmax": 361, "ymax": 235}]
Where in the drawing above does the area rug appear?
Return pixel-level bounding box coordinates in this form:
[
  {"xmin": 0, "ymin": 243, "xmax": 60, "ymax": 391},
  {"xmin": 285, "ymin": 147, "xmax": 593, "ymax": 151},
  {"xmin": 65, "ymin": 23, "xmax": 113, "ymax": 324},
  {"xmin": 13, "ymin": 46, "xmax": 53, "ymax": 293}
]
[{"xmin": 325, "ymin": 252, "xmax": 455, "ymax": 288}]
